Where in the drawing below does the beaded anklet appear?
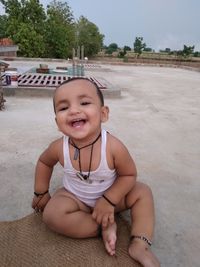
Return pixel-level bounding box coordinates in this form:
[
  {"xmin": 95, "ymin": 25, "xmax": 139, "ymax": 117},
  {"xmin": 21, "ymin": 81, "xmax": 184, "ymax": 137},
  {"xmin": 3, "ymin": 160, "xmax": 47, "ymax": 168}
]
[{"xmin": 130, "ymin": 235, "xmax": 152, "ymax": 246}]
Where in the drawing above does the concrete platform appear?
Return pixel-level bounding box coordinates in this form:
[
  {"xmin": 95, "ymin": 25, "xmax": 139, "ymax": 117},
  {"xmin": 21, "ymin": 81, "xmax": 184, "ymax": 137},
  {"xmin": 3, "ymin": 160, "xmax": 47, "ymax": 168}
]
[
  {"xmin": 0, "ymin": 60, "xmax": 200, "ymax": 266},
  {"xmin": 2, "ymin": 60, "xmax": 121, "ymax": 97}
]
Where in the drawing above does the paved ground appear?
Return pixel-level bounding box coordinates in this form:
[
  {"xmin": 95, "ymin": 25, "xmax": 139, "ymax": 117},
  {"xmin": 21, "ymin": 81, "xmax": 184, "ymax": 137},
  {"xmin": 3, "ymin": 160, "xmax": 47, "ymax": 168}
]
[{"xmin": 0, "ymin": 60, "xmax": 200, "ymax": 266}]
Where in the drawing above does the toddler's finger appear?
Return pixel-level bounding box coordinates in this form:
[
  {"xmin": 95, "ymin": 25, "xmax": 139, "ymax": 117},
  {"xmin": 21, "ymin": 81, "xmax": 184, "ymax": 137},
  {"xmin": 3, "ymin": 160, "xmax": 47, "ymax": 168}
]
[
  {"xmin": 108, "ymin": 213, "xmax": 115, "ymax": 224},
  {"xmin": 102, "ymin": 214, "xmax": 109, "ymax": 229},
  {"xmin": 96, "ymin": 214, "xmax": 104, "ymax": 225}
]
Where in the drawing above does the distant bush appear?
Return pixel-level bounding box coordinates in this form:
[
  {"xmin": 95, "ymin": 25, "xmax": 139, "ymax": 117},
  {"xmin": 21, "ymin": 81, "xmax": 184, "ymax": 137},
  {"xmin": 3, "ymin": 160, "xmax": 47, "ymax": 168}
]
[
  {"xmin": 123, "ymin": 56, "xmax": 128, "ymax": 62},
  {"xmin": 193, "ymin": 51, "xmax": 200, "ymax": 57}
]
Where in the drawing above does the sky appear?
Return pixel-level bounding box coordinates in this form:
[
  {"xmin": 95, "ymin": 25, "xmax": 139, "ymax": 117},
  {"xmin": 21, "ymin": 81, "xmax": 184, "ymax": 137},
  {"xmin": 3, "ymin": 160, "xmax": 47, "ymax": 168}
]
[{"xmin": 1, "ymin": 0, "xmax": 200, "ymax": 51}]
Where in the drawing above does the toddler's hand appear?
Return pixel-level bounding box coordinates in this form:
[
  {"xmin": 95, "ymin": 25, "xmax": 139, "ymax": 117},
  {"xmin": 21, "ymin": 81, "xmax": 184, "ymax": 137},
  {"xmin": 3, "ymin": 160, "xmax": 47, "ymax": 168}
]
[
  {"xmin": 92, "ymin": 196, "xmax": 115, "ymax": 229},
  {"xmin": 32, "ymin": 192, "xmax": 51, "ymax": 212}
]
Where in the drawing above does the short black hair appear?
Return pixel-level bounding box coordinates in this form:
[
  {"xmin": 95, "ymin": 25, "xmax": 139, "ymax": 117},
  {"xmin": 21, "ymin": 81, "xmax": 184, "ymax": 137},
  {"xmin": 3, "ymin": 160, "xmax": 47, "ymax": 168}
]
[{"xmin": 53, "ymin": 77, "xmax": 104, "ymax": 113}]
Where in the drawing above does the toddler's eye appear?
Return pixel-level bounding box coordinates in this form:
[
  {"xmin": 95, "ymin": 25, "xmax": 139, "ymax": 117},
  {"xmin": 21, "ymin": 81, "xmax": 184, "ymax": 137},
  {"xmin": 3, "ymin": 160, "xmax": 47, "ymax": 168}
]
[
  {"xmin": 59, "ymin": 106, "xmax": 68, "ymax": 111},
  {"xmin": 81, "ymin": 101, "xmax": 90, "ymax": 105}
]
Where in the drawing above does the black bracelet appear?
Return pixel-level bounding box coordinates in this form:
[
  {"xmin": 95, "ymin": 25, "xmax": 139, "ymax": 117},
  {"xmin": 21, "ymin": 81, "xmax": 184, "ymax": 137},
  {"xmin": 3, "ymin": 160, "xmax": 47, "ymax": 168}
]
[
  {"xmin": 34, "ymin": 190, "xmax": 49, "ymax": 197},
  {"xmin": 102, "ymin": 194, "xmax": 116, "ymax": 207}
]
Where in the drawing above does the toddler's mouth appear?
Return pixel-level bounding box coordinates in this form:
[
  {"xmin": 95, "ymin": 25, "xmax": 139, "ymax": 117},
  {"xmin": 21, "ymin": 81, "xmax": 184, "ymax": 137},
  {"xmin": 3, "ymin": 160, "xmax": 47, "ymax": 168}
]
[{"xmin": 71, "ymin": 118, "xmax": 86, "ymax": 128}]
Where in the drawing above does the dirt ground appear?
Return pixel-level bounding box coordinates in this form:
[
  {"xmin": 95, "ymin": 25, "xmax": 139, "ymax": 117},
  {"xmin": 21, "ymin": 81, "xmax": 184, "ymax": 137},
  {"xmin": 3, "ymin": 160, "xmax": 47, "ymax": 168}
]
[{"xmin": 0, "ymin": 60, "xmax": 200, "ymax": 266}]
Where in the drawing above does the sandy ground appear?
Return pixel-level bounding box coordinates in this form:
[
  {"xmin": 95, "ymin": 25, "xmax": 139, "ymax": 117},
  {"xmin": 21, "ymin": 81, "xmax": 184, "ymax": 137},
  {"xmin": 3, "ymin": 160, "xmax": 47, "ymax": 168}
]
[{"xmin": 0, "ymin": 60, "xmax": 200, "ymax": 266}]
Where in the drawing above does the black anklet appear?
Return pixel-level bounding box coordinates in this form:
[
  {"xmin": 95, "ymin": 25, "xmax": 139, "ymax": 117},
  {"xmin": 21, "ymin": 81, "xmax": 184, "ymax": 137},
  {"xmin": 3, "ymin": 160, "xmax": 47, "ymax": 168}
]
[{"xmin": 130, "ymin": 235, "xmax": 152, "ymax": 246}]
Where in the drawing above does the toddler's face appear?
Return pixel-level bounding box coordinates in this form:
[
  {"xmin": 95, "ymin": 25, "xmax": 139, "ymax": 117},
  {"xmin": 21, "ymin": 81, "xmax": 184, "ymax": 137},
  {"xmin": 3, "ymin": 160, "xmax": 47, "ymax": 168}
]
[{"xmin": 54, "ymin": 79, "xmax": 108, "ymax": 142}]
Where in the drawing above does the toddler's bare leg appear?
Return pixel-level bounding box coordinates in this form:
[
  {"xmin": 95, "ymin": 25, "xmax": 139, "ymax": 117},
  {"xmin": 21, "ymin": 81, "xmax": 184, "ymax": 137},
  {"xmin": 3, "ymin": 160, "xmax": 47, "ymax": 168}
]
[
  {"xmin": 43, "ymin": 188, "xmax": 99, "ymax": 238},
  {"xmin": 118, "ymin": 182, "xmax": 160, "ymax": 267},
  {"xmin": 43, "ymin": 188, "xmax": 118, "ymax": 256}
]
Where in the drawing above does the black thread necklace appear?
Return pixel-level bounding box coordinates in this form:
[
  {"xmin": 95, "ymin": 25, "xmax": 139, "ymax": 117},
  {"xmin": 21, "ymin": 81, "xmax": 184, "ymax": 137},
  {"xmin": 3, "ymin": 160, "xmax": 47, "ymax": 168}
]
[{"xmin": 69, "ymin": 132, "xmax": 101, "ymax": 181}]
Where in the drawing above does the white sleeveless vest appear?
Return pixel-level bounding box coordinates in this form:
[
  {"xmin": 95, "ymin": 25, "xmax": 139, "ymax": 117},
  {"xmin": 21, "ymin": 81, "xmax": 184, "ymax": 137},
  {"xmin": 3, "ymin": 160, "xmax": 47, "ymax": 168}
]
[{"xmin": 62, "ymin": 129, "xmax": 117, "ymax": 207}]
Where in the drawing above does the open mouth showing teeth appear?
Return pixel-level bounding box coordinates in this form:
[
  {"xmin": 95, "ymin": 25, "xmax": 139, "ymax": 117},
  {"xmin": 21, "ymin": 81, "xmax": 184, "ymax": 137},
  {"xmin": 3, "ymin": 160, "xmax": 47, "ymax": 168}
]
[{"xmin": 71, "ymin": 119, "xmax": 86, "ymax": 127}]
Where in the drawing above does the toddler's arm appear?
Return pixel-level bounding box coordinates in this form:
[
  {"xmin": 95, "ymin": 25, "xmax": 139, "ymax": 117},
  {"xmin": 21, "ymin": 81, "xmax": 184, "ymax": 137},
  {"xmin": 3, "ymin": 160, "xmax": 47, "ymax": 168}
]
[
  {"xmin": 92, "ymin": 135, "xmax": 137, "ymax": 227},
  {"xmin": 32, "ymin": 139, "xmax": 61, "ymax": 211}
]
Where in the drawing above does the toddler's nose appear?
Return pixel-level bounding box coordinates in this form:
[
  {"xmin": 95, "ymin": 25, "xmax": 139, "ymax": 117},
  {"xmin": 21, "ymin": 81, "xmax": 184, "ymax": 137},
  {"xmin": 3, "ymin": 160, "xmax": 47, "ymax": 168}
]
[{"xmin": 68, "ymin": 105, "xmax": 81, "ymax": 115}]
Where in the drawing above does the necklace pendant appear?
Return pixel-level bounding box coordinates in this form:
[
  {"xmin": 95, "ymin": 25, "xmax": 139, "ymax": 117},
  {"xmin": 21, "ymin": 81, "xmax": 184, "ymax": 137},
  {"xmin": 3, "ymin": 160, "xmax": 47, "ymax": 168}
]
[
  {"xmin": 76, "ymin": 172, "xmax": 84, "ymax": 181},
  {"xmin": 74, "ymin": 148, "xmax": 79, "ymax": 160},
  {"xmin": 76, "ymin": 172, "xmax": 88, "ymax": 181}
]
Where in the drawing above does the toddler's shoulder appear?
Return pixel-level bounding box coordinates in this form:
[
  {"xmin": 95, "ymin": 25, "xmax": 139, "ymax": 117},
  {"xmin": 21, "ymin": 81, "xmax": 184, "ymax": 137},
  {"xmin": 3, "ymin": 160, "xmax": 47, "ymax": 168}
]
[
  {"xmin": 46, "ymin": 137, "xmax": 63, "ymax": 154},
  {"xmin": 106, "ymin": 132, "xmax": 128, "ymax": 154}
]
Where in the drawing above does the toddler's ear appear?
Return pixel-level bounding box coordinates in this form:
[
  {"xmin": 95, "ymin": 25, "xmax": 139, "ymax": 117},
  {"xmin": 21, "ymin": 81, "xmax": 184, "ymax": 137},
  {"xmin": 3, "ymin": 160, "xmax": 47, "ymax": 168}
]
[{"xmin": 101, "ymin": 106, "xmax": 109, "ymax": 123}]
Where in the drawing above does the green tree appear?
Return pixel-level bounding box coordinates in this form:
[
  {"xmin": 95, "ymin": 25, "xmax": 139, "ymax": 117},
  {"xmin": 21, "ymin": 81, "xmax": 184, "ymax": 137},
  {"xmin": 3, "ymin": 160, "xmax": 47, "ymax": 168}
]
[
  {"xmin": 123, "ymin": 45, "xmax": 131, "ymax": 52},
  {"xmin": 14, "ymin": 23, "xmax": 45, "ymax": 57},
  {"xmin": 23, "ymin": 0, "xmax": 46, "ymax": 33},
  {"xmin": 0, "ymin": 15, "xmax": 8, "ymax": 38},
  {"xmin": 118, "ymin": 45, "xmax": 131, "ymax": 58},
  {"xmin": 182, "ymin": 45, "xmax": 195, "ymax": 57},
  {"xmin": 133, "ymin": 37, "xmax": 146, "ymax": 56},
  {"xmin": 44, "ymin": 0, "xmax": 75, "ymax": 58},
  {"xmin": 193, "ymin": 51, "xmax": 200, "ymax": 57},
  {"xmin": 0, "ymin": 0, "xmax": 46, "ymax": 57},
  {"xmin": 76, "ymin": 16, "xmax": 104, "ymax": 57},
  {"xmin": 143, "ymin": 47, "xmax": 153, "ymax": 52},
  {"xmin": 0, "ymin": 0, "xmax": 22, "ymax": 37},
  {"xmin": 171, "ymin": 45, "xmax": 195, "ymax": 59},
  {"xmin": 106, "ymin": 43, "xmax": 118, "ymax": 54}
]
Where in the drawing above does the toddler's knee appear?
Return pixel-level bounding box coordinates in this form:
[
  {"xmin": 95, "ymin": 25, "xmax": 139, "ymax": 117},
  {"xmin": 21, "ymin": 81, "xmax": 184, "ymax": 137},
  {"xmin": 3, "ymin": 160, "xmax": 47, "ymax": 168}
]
[
  {"xmin": 134, "ymin": 182, "xmax": 153, "ymax": 199},
  {"xmin": 125, "ymin": 182, "xmax": 153, "ymax": 208},
  {"xmin": 140, "ymin": 182, "xmax": 152, "ymax": 195}
]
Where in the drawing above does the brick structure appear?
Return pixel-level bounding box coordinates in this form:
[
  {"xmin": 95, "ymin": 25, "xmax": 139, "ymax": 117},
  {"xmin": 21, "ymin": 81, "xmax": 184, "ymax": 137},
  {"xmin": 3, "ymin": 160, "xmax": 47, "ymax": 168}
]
[{"xmin": 0, "ymin": 38, "xmax": 18, "ymax": 57}]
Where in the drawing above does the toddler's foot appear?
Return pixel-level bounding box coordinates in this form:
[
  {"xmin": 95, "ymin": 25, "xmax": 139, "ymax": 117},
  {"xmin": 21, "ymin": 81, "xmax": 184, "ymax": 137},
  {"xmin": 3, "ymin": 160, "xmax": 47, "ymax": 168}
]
[
  {"xmin": 128, "ymin": 238, "xmax": 160, "ymax": 267},
  {"xmin": 101, "ymin": 222, "xmax": 117, "ymax": 256}
]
